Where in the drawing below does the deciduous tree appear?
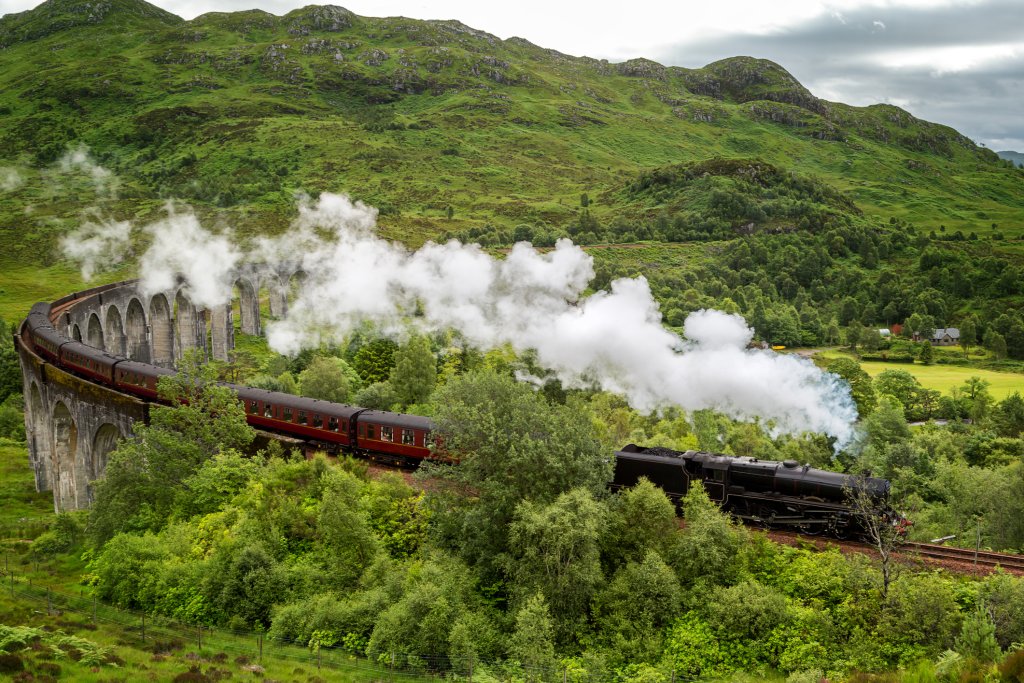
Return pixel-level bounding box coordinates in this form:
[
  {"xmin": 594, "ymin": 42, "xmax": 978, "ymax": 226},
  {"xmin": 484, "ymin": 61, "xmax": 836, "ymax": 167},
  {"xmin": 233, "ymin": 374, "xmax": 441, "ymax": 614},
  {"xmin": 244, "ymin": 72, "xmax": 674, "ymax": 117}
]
[{"xmin": 389, "ymin": 335, "xmax": 437, "ymax": 408}]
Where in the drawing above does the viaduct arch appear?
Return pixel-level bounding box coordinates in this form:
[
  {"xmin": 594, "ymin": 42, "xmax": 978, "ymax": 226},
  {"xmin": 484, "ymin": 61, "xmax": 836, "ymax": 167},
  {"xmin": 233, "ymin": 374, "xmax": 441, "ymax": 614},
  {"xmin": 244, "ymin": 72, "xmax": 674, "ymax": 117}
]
[{"xmin": 16, "ymin": 268, "xmax": 299, "ymax": 512}]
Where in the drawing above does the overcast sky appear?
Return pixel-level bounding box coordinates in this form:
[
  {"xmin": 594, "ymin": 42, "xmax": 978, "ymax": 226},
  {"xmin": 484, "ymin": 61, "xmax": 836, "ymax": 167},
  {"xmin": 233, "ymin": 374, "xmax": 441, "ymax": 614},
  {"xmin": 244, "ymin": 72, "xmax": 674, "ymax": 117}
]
[{"xmin": 3, "ymin": 0, "xmax": 1021, "ymax": 150}]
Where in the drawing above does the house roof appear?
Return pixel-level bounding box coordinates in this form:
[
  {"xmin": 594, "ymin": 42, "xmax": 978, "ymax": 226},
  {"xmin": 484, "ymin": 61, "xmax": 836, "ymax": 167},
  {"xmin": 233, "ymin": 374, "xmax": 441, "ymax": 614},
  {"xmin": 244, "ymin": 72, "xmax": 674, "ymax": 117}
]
[{"xmin": 932, "ymin": 328, "xmax": 961, "ymax": 339}]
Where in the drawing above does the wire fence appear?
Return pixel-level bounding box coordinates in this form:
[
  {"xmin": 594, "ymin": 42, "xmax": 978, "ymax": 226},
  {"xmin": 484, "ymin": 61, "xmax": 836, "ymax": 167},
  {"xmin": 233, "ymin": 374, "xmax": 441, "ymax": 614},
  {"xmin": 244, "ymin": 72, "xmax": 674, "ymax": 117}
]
[{"xmin": 1, "ymin": 564, "xmax": 690, "ymax": 683}]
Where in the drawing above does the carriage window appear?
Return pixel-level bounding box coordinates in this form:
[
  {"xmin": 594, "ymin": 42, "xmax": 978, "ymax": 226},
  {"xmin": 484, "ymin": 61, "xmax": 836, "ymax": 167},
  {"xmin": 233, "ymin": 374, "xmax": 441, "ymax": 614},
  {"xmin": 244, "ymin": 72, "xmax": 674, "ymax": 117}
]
[
  {"xmin": 366, "ymin": 424, "xmax": 376, "ymax": 440},
  {"xmin": 341, "ymin": 420, "xmax": 348, "ymax": 431},
  {"xmin": 328, "ymin": 417, "xmax": 339, "ymax": 432},
  {"xmin": 381, "ymin": 426, "xmax": 393, "ymax": 442},
  {"xmin": 298, "ymin": 411, "xmax": 307, "ymax": 426},
  {"xmin": 283, "ymin": 407, "xmax": 293, "ymax": 422},
  {"xmin": 249, "ymin": 401, "xmax": 258, "ymax": 414},
  {"xmin": 359, "ymin": 424, "xmax": 366, "ymax": 438},
  {"xmin": 402, "ymin": 429, "xmax": 414, "ymax": 445},
  {"xmin": 264, "ymin": 404, "xmax": 273, "ymax": 418},
  {"xmin": 312, "ymin": 414, "xmax": 322, "ymax": 429}
]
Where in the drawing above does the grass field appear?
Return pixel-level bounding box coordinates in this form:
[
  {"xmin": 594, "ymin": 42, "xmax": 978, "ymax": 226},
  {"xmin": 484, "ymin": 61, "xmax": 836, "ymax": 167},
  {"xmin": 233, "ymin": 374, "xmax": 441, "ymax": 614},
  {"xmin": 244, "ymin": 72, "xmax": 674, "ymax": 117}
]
[
  {"xmin": 0, "ymin": 436, "xmax": 434, "ymax": 683},
  {"xmin": 0, "ymin": 439, "xmax": 54, "ymax": 526},
  {"xmin": 820, "ymin": 350, "xmax": 1024, "ymax": 399}
]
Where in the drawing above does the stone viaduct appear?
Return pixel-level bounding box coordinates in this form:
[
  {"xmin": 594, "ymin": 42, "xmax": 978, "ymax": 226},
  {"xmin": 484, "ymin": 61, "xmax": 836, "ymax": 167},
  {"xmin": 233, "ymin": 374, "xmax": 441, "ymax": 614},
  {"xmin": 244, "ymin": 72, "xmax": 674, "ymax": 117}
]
[{"xmin": 16, "ymin": 267, "xmax": 304, "ymax": 512}]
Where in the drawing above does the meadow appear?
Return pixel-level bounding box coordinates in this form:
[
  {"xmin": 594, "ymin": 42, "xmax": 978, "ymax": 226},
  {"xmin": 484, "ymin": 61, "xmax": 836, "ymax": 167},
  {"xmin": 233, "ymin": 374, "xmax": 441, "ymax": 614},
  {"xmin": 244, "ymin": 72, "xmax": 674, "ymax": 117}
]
[{"xmin": 820, "ymin": 350, "xmax": 1024, "ymax": 400}]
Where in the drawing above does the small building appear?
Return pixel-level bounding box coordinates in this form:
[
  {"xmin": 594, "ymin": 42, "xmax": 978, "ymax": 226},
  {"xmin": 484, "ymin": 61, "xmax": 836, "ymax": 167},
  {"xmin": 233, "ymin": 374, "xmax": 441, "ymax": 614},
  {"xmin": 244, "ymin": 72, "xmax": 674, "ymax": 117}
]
[
  {"xmin": 931, "ymin": 328, "xmax": 961, "ymax": 346},
  {"xmin": 878, "ymin": 329, "xmax": 891, "ymax": 338}
]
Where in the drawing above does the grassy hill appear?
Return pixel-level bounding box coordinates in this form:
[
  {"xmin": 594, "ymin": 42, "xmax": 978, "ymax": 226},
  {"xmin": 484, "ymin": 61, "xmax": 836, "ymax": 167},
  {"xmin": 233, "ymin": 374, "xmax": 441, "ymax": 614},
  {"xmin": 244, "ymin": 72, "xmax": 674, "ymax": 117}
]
[
  {"xmin": 1, "ymin": 0, "xmax": 1022, "ymax": 255},
  {"xmin": 1, "ymin": 0, "xmax": 1024, "ymax": 350}
]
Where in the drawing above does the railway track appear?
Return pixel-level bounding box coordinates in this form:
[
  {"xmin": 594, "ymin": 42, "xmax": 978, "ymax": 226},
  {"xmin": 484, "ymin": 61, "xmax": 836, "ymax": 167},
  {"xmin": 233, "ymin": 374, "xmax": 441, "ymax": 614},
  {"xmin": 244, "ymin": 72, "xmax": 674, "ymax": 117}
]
[
  {"xmin": 901, "ymin": 542, "xmax": 1024, "ymax": 572},
  {"xmin": 765, "ymin": 530, "xmax": 1024, "ymax": 575}
]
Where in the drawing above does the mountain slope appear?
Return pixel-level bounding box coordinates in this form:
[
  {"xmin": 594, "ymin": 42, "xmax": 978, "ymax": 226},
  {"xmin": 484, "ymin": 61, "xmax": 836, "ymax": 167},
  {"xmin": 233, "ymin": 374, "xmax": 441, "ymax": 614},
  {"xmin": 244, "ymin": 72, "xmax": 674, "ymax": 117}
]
[{"xmin": 0, "ymin": 0, "xmax": 1021, "ymax": 253}]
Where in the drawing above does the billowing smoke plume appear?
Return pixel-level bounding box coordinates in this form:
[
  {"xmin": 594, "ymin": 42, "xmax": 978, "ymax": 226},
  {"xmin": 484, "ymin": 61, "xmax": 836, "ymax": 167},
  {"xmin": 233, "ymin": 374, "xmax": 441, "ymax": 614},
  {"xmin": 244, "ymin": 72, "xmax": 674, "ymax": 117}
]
[
  {"xmin": 0, "ymin": 167, "xmax": 22, "ymax": 192},
  {"xmin": 59, "ymin": 215, "xmax": 132, "ymax": 280},
  {"xmin": 61, "ymin": 202, "xmax": 241, "ymax": 310},
  {"xmin": 134, "ymin": 205, "xmax": 241, "ymax": 310},
  {"xmin": 62, "ymin": 192, "xmax": 859, "ymax": 446},
  {"xmin": 268, "ymin": 194, "xmax": 856, "ymax": 446}
]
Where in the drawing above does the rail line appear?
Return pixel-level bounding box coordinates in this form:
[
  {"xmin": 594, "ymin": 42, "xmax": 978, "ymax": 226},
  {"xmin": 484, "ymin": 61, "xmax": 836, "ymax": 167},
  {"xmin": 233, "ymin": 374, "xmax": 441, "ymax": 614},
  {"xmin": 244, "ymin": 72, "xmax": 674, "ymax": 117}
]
[{"xmin": 901, "ymin": 542, "xmax": 1024, "ymax": 572}]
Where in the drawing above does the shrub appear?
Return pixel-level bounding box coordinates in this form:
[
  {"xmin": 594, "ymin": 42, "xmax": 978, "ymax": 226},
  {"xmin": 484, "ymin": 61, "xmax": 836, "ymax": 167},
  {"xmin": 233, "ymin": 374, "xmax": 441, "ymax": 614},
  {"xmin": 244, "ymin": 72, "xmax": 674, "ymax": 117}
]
[
  {"xmin": 998, "ymin": 649, "xmax": 1024, "ymax": 682},
  {"xmin": 0, "ymin": 653, "xmax": 24, "ymax": 674}
]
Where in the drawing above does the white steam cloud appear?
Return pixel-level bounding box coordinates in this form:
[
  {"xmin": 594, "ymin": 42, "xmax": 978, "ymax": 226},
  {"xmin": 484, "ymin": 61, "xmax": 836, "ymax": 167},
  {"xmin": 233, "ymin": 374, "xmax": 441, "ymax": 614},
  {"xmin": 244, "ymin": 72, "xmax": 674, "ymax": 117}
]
[
  {"xmin": 1, "ymin": 167, "xmax": 23, "ymax": 192},
  {"xmin": 61, "ymin": 192, "xmax": 859, "ymax": 446},
  {"xmin": 135, "ymin": 204, "xmax": 242, "ymax": 310},
  {"xmin": 60, "ymin": 215, "xmax": 132, "ymax": 280},
  {"xmin": 58, "ymin": 145, "xmax": 119, "ymax": 197}
]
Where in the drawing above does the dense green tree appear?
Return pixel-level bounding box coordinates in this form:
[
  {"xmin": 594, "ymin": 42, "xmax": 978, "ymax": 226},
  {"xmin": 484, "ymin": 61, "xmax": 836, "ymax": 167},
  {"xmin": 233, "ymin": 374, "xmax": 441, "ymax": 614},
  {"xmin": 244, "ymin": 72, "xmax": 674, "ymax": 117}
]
[
  {"xmin": 705, "ymin": 580, "xmax": 791, "ymax": 641},
  {"xmin": 865, "ymin": 396, "xmax": 911, "ymax": 449},
  {"xmin": 317, "ymin": 469, "xmax": 379, "ymax": 587},
  {"xmin": 602, "ymin": 478, "xmax": 677, "ymax": 571},
  {"xmin": 299, "ymin": 355, "xmax": 357, "ymax": 403},
  {"xmin": 209, "ymin": 544, "xmax": 285, "ymax": 629},
  {"xmin": 980, "ymin": 573, "xmax": 1024, "ymax": 649},
  {"xmin": 984, "ymin": 329, "xmax": 1008, "ymax": 359},
  {"xmin": 845, "ymin": 324, "xmax": 862, "ymax": 351},
  {"xmin": 366, "ymin": 556, "xmax": 481, "ymax": 668},
  {"xmin": 0, "ymin": 393, "xmax": 25, "ymax": 441},
  {"xmin": 173, "ymin": 449, "xmax": 260, "ymax": 521},
  {"xmin": 671, "ymin": 483, "xmax": 745, "ymax": 587},
  {"xmin": 827, "ymin": 357, "xmax": 876, "ymax": 417},
  {"xmin": 0, "ymin": 317, "xmax": 21, "ymax": 404},
  {"xmin": 88, "ymin": 353, "xmax": 255, "ymax": 544},
  {"xmin": 353, "ymin": 381, "xmax": 399, "ymax": 410},
  {"xmin": 960, "ymin": 319, "xmax": 977, "ymax": 357},
  {"xmin": 919, "ymin": 340, "xmax": 934, "ymax": 365},
  {"xmin": 508, "ymin": 488, "xmax": 605, "ymax": 632},
  {"xmin": 994, "ymin": 392, "xmax": 1024, "ymax": 437},
  {"xmin": 389, "ymin": 335, "xmax": 437, "ymax": 408},
  {"xmin": 874, "ymin": 370, "xmax": 922, "ymax": 416},
  {"xmin": 277, "ymin": 371, "xmax": 298, "ymax": 394},
  {"xmin": 509, "ymin": 593, "xmax": 557, "ymax": 679},
  {"xmin": 352, "ymin": 339, "xmax": 398, "ymax": 385},
  {"xmin": 423, "ymin": 370, "xmax": 611, "ymax": 575},
  {"xmin": 592, "ymin": 550, "xmax": 681, "ymax": 663},
  {"xmin": 955, "ymin": 604, "xmax": 1001, "ymax": 663}
]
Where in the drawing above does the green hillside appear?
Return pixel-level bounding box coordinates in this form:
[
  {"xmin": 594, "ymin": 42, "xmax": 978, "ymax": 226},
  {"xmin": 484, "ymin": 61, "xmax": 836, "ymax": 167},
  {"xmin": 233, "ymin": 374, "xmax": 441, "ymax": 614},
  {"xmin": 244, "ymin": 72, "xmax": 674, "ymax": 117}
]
[
  {"xmin": 1, "ymin": 0, "xmax": 1024, "ymax": 356},
  {"xmin": 1, "ymin": 0, "xmax": 1022, "ymax": 250}
]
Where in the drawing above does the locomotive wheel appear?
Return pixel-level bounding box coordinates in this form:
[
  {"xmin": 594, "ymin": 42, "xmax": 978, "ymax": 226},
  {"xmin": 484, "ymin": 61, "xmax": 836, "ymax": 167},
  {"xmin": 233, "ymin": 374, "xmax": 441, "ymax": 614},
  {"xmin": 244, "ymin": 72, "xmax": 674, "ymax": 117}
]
[{"xmin": 796, "ymin": 522, "xmax": 821, "ymax": 536}]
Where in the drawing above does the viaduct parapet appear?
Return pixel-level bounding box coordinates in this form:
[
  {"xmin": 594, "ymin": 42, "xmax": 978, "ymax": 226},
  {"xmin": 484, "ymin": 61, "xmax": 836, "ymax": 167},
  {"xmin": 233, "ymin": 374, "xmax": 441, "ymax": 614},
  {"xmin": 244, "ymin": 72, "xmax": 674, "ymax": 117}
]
[{"xmin": 17, "ymin": 269, "xmax": 303, "ymax": 512}]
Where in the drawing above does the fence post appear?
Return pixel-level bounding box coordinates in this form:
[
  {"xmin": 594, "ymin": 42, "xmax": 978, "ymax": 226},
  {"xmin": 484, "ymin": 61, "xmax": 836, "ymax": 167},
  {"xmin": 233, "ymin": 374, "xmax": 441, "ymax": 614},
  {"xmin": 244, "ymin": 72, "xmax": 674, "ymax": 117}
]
[
  {"xmin": 47, "ymin": 587, "xmax": 51, "ymax": 614},
  {"xmin": 563, "ymin": 667, "xmax": 567, "ymax": 683},
  {"xmin": 198, "ymin": 625, "xmax": 202, "ymax": 650},
  {"xmin": 92, "ymin": 596, "xmax": 97, "ymax": 623},
  {"xmin": 671, "ymin": 669, "xmax": 675, "ymax": 683},
  {"xmin": 141, "ymin": 613, "xmax": 146, "ymax": 643},
  {"xmin": 317, "ymin": 646, "xmax": 322, "ymax": 670},
  {"xmin": 9, "ymin": 572, "xmax": 13, "ymax": 598},
  {"xmin": 390, "ymin": 651, "xmax": 395, "ymax": 683},
  {"xmin": 258, "ymin": 635, "xmax": 263, "ymax": 663}
]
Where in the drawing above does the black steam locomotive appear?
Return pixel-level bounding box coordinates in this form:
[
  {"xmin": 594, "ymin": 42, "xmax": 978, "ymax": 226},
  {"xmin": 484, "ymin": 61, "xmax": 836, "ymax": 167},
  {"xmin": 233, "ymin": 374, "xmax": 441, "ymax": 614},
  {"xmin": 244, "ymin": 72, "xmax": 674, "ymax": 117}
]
[
  {"xmin": 613, "ymin": 444, "xmax": 897, "ymax": 538},
  {"xmin": 20, "ymin": 297, "xmax": 898, "ymax": 538}
]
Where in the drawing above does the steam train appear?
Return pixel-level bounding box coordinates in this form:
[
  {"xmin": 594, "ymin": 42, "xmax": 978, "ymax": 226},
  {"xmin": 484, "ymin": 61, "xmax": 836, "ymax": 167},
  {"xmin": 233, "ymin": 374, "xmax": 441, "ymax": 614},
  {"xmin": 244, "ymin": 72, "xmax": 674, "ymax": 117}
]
[
  {"xmin": 20, "ymin": 300, "xmax": 897, "ymax": 537},
  {"xmin": 614, "ymin": 445, "xmax": 897, "ymax": 538}
]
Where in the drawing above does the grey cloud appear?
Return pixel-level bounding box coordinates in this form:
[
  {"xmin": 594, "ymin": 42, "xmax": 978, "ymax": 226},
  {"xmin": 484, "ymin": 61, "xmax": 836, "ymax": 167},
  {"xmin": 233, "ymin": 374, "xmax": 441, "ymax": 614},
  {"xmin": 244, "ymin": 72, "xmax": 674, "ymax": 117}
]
[{"xmin": 655, "ymin": 0, "xmax": 1024, "ymax": 150}]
